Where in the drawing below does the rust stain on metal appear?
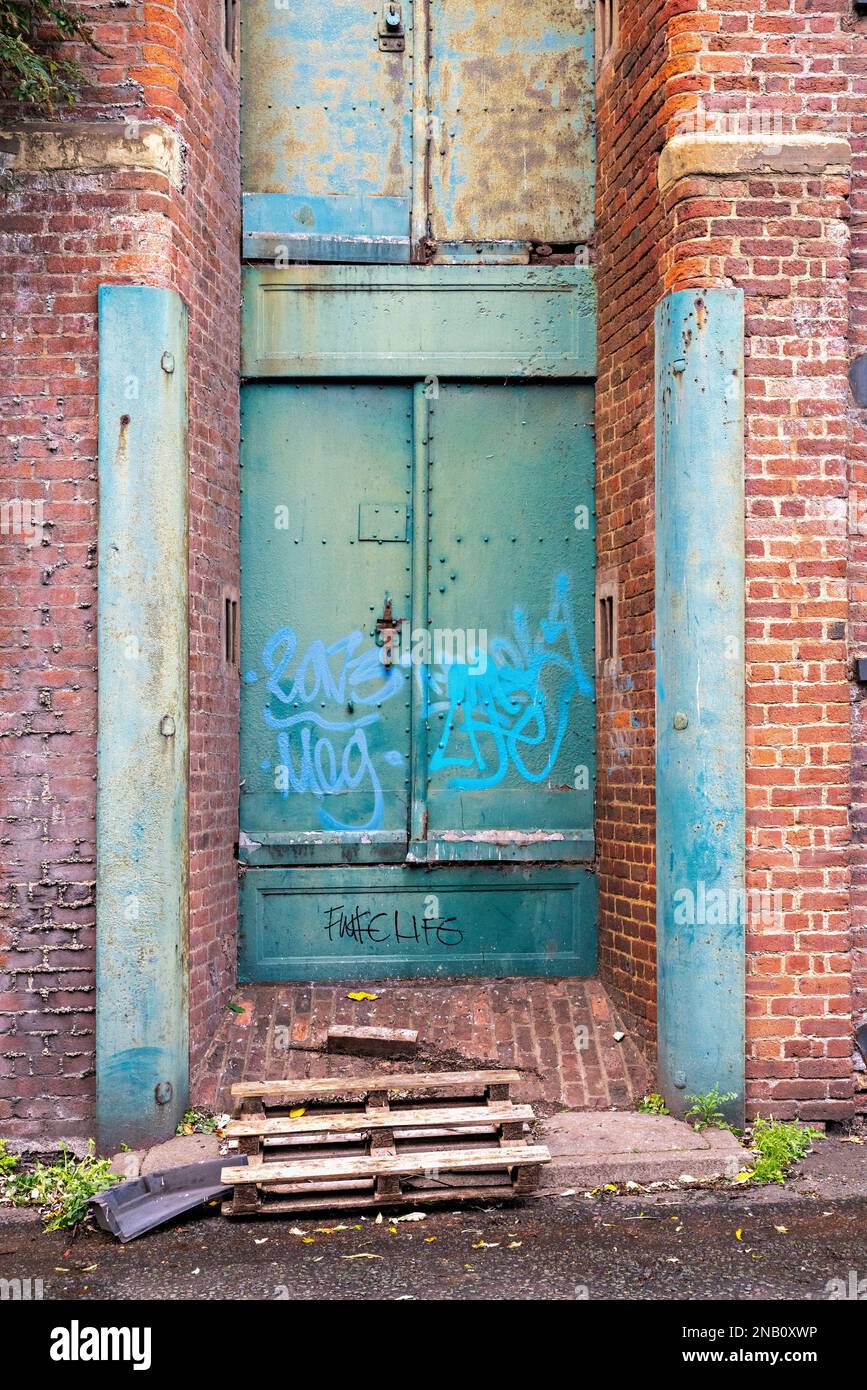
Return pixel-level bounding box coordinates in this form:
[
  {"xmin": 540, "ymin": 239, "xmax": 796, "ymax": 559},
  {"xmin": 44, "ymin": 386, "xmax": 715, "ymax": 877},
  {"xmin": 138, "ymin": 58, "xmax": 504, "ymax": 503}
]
[
  {"xmin": 241, "ymin": 7, "xmax": 411, "ymax": 201},
  {"xmin": 428, "ymin": 0, "xmax": 595, "ymax": 245}
]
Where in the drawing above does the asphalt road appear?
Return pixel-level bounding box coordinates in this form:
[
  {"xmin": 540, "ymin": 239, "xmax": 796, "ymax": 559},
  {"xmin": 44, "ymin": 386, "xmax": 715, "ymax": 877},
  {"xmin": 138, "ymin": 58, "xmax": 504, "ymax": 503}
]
[{"xmin": 2, "ymin": 1189, "xmax": 866, "ymax": 1302}]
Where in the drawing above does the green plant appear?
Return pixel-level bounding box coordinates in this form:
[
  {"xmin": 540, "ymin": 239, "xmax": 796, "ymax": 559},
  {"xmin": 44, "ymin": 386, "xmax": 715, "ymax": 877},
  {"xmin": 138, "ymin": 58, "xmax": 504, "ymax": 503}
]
[
  {"xmin": 684, "ymin": 1085, "xmax": 737, "ymax": 1132},
  {"xmin": 0, "ymin": 1138, "xmax": 17, "ymax": 1177},
  {"xmin": 0, "ymin": 0, "xmax": 106, "ymax": 107},
  {"xmin": 742, "ymin": 1117, "xmax": 823, "ymax": 1186},
  {"xmin": 637, "ymin": 1093, "xmax": 669, "ymax": 1116},
  {"xmin": 6, "ymin": 1142, "xmax": 119, "ymax": 1231},
  {"xmin": 177, "ymin": 1108, "xmax": 219, "ymax": 1136}
]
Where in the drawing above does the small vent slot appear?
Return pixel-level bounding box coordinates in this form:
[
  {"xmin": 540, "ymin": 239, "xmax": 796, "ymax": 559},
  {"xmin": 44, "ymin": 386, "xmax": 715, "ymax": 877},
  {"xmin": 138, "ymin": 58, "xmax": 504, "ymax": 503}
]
[{"xmin": 224, "ymin": 596, "xmax": 238, "ymax": 666}]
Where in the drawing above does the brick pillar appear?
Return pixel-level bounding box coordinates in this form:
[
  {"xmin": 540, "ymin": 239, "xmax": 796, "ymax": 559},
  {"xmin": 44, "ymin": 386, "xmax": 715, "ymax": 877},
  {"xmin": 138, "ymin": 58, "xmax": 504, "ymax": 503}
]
[
  {"xmin": 659, "ymin": 141, "xmax": 854, "ymax": 1121},
  {"xmin": 0, "ymin": 0, "xmax": 240, "ymax": 1143}
]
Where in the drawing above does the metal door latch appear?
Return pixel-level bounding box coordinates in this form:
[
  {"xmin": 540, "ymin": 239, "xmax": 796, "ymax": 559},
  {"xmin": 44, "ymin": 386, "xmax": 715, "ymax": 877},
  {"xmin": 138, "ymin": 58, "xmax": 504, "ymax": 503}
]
[
  {"xmin": 379, "ymin": 1, "xmax": 404, "ymax": 51},
  {"xmin": 374, "ymin": 595, "xmax": 404, "ymax": 668}
]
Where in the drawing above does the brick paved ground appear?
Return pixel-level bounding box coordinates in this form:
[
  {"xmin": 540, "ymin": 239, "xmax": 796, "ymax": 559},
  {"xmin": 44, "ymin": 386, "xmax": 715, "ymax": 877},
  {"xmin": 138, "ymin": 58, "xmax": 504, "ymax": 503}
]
[{"xmin": 196, "ymin": 979, "xmax": 652, "ymax": 1114}]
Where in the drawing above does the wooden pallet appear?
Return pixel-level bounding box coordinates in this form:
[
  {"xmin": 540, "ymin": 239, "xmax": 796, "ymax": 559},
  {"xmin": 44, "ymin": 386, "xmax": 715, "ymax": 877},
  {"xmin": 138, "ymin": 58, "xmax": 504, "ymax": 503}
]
[{"xmin": 221, "ymin": 1069, "xmax": 550, "ymax": 1217}]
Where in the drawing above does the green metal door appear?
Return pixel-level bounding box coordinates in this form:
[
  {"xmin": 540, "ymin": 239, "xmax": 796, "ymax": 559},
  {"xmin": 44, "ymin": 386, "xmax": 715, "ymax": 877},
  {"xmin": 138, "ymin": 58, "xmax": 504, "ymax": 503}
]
[
  {"xmin": 238, "ymin": 0, "xmax": 598, "ymax": 979},
  {"xmin": 240, "ymin": 383, "xmax": 414, "ymax": 859},
  {"xmin": 239, "ymin": 272, "xmax": 597, "ymax": 980},
  {"xmin": 424, "ymin": 383, "xmax": 595, "ymax": 861}
]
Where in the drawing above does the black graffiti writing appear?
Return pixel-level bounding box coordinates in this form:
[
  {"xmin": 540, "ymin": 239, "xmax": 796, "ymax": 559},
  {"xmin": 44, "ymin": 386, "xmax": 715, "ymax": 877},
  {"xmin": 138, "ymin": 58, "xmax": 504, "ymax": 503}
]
[{"xmin": 322, "ymin": 903, "xmax": 463, "ymax": 948}]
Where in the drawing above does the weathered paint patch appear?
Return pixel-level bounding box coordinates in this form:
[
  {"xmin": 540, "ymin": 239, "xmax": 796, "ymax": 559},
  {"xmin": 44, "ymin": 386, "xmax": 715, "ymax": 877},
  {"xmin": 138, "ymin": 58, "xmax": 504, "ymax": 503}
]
[
  {"xmin": 241, "ymin": 0, "xmax": 413, "ymax": 256},
  {"xmin": 96, "ymin": 286, "xmax": 189, "ymax": 1151},
  {"xmin": 242, "ymin": 192, "xmax": 411, "ymax": 263},
  {"xmin": 428, "ymin": 0, "xmax": 595, "ymax": 245},
  {"xmin": 241, "ymin": 264, "xmax": 597, "ymax": 378},
  {"xmin": 655, "ymin": 287, "xmax": 745, "ymax": 1125}
]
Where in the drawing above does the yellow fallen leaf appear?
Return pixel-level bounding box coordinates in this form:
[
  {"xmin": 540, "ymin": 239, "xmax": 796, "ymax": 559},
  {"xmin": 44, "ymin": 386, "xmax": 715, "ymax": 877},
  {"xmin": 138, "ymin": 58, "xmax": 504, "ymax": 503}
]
[
  {"xmin": 425, "ymin": 1236, "xmax": 437, "ymax": 1243},
  {"xmin": 347, "ymin": 991, "xmax": 379, "ymax": 1002},
  {"xmin": 735, "ymin": 1229, "xmax": 743, "ymax": 1241},
  {"xmin": 472, "ymin": 1240, "xmax": 499, "ymax": 1249},
  {"xmin": 388, "ymin": 1226, "xmax": 398, "ymax": 1234},
  {"xmin": 54, "ymin": 1267, "xmax": 70, "ymax": 1273},
  {"xmin": 302, "ymin": 1237, "xmax": 315, "ymax": 1244},
  {"xmin": 289, "ymin": 1107, "xmax": 306, "ymax": 1118},
  {"xmin": 775, "ymin": 1225, "xmax": 788, "ymax": 1234},
  {"xmin": 507, "ymin": 1241, "xmax": 522, "ymax": 1249}
]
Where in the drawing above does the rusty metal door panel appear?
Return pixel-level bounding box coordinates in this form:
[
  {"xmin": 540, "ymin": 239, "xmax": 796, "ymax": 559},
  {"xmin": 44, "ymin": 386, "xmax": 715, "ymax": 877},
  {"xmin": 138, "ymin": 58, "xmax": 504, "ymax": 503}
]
[
  {"xmin": 241, "ymin": 1, "xmax": 595, "ymax": 262},
  {"xmin": 240, "ymin": 383, "xmax": 414, "ymax": 862},
  {"xmin": 426, "ymin": 0, "xmax": 595, "ymax": 247},
  {"xmin": 421, "ymin": 382, "xmax": 595, "ymax": 862},
  {"xmin": 241, "ymin": 0, "xmax": 413, "ymax": 261}
]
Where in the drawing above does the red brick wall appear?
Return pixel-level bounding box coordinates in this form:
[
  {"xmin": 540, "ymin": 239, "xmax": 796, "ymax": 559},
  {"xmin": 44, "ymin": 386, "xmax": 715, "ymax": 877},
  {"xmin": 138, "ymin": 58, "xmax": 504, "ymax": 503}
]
[
  {"xmin": 0, "ymin": 1, "xmax": 240, "ymax": 1141},
  {"xmin": 847, "ymin": 1, "xmax": 867, "ymax": 1112},
  {"xmin": 2, "ymin": 0, "xmax": 864, "ymax": 1138},
  {"xmin": 594, "ymin": 0, "xmax": 670, "ymax": 1056},
  {"xmin": 596, "ymin": 0, "xmax": 863, "ymax": 1119}
]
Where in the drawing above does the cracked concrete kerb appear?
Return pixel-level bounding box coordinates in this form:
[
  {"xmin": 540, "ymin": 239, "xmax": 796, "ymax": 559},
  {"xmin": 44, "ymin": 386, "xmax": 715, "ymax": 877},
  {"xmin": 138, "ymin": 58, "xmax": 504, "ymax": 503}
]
[
  {"xmin": 540, "ymin": 1112, "xmax": 750, "ymax": 1188},
  {"xmin": 110, "ymin": 1113, "xmax": 750, "ymax": 1192},
  {"xmin": 110, "ymin": 1133, "xmax": 221, "ymax": 1181}
]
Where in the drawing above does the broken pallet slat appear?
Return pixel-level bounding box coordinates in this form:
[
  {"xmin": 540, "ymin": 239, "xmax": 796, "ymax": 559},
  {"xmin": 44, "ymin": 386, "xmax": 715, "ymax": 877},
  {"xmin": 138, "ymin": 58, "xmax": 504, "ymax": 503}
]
[
  {"xmin": 326, "ymin": 1024, "xmax": 419, "ymax": 1057},
  {"xmin": 230, "ymin": 1069, "xmax": 520, "ymax": 1103},
  {"xmin": 225, "ymin": 1101, "xmax": 534, "ymax": 1140},
  {"xmin": 221, "ymin": 1186, "xmax": 519, "ymax": 1217},
  {"xmin": 221, "ymin": 1143, "xmax": 550, "ymax": 1187}
]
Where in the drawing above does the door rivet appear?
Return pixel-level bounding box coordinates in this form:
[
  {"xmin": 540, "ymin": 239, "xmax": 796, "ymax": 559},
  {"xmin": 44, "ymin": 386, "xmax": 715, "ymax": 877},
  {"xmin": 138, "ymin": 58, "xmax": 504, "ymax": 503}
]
[
  {"xmin": 673, "ymin": 711, "xmax": 689, "ymax": 731},
  {"xmin": 161, "ymin": 351, "xmax": 175, "ymax": 374}
]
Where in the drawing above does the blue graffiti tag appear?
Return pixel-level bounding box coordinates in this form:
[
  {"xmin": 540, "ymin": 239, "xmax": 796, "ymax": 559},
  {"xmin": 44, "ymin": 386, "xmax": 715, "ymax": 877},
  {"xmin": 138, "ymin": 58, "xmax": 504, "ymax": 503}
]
[
  {"xmin": 428, "ymin": 573, "xmax": 592, "ymax": 791},
  {"xmin": 257, "ymin": 625, "xmax": 404, "ymax": 832},
  {"xmin": 252, "ymin": 574, "xmax": 591, "ymax": 828}
]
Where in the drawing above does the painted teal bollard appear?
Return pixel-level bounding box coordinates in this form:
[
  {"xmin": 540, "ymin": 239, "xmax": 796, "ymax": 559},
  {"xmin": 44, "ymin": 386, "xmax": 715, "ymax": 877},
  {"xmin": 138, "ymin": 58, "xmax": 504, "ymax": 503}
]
[
  {"xmin": 655, "ymin": 287, "xmax": 746, "ymax": 1127},
  {"xmin": 96, "ymin": 285, "xmax": 190, "ymax": 1152}
]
